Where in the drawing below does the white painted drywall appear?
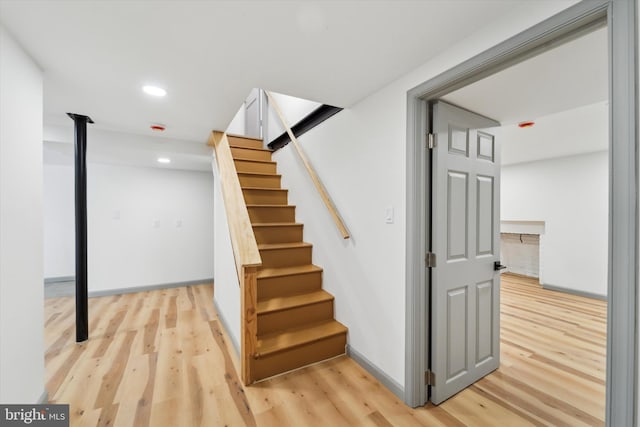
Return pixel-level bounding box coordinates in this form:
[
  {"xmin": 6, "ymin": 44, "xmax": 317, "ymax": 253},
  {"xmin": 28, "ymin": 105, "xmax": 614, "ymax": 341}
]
[
  {"xmin": 42, "ymin": 162, "xmax": 215, "ymax": 291},
  {"xmin": 43, "ymin": 164, "xmax": 75, "ymax": 279},
  {"xmin": 88, "ymin": 164, "xmax": 214, "ymax": 291},
  {"xmin": 227, "ymin": 102, "xmax": 246, "ymax": 136},
  {"xmin": 272, "ymin": 2, "xmax": 578, "ymax": 388},
  {"xmin": 0, "ymin": 25, "xmax": 45, "ymax": 403},
  {"xmin": 501, "ymin": 151, "xmax": 608, "ymax": 296},
  {"xmin": 211, "ymin": 156, "xmax": 241, "ymax": 353},
  {"xmin": 266, "ymin": 92, "xmax": 321, "ymax": 142}
]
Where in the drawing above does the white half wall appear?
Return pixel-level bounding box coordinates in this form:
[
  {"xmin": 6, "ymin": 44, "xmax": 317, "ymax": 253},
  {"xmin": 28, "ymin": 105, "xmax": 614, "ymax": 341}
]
[
  {"xmin": 43, "ymin": 162, "xmax": 215, "ymax": 291},
  {"xmin": 0, "ymin": 25, "xmax": 45, "ymax": 403},
  {"xmin": 501, "ymin": 151, "xmax": 608, "ymax": 297},
  {"xmin": 211, "ymin": 157, "xmax": 241, "ymax": 353},
  {"xmin": 271, "ymin": 1, "xmax": 577, "ymax": 389}
]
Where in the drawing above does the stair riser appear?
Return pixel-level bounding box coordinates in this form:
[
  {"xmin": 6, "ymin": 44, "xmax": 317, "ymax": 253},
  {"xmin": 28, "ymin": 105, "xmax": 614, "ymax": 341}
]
[
  {"xmin": 260, "ymin": 247, "xmax": 312, "ymax": 268},
  {"xmin": 254, "ymin": 226, "xmax": 303, "ymax": 244},
  {"xmin": 239, "ymin": 175, "xmax": 282, "ymax": 189},
  {"xmin": 231, "ymin": 146, "xmax": 272, "ymax": 161},
  {"xmin": 258, "ymin": 301, "xmax": 334, "ymax": 335},
  {"xmin": 258, "ymin": 272, "xmax": 322, "ymax": 300},
  {"xmin": 243, "ymin": 189, "xmax": 288, "ymax": 205},
  {"xmin": 248, "ymin": 206, "xmax": 296, "ymax": 223},
  {"xmin": 253, "ymin": 333, "xmax": 346, "ymax": 381},
  {"xmin": 234, "ymin": 160, "xmax": 277, "ymax": 174},
  {"xmin": 228, "ymin": 136, "xmax": 263, "ymax": 149}
]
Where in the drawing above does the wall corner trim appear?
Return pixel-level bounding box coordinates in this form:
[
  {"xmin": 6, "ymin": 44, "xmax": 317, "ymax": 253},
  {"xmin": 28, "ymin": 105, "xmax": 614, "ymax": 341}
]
[{"xmin": 346, "ymin": 344, "xmax": 404, "ymax": 401}]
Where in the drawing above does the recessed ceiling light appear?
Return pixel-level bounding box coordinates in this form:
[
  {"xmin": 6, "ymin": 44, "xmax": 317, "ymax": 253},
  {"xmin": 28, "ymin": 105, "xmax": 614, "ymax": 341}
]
[
  {"xmin": 143, "ymin": 85, "xmax": 167, "ymax": 97},
  {"xmin": 157, "ymin": 157, "xmax": 171, "ymax": 164}
]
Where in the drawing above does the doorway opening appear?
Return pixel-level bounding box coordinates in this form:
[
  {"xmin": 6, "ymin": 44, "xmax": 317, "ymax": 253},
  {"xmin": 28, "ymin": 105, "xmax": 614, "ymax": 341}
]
[{"xmin": 405, "ymin": 1, "xmax": 637, "ymax": 425}]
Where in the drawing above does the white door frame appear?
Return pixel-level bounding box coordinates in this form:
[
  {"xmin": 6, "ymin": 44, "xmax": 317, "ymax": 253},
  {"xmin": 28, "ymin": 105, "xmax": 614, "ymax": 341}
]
[{"xmin": 404, "ymin": 1, "xmax": 637, "ymax": 426}]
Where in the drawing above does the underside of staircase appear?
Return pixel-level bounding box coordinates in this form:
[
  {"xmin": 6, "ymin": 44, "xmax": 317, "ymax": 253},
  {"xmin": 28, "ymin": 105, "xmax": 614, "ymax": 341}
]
[{"xmin": 228, "ymin": 134, "xmax": 347, "ymax": 382}]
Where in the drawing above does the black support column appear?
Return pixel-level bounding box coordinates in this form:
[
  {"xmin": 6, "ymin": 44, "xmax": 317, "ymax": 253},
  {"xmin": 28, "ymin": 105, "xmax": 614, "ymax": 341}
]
[{"xmin": 67, "ymin": 113, "xmax": 93, "ymax": 343}]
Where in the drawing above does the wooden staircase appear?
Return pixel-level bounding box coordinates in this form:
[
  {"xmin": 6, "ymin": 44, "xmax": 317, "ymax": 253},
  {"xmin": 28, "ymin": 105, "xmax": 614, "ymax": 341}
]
[{"xmin": 228, "ymin": 134, "xmax": 347, "ymax": 381}]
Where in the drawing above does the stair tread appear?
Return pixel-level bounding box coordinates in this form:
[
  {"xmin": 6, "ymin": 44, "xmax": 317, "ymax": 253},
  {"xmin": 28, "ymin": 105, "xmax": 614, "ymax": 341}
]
[
  {"xmin": 258, "ymin": 242, "xmax": 312, "ymax": 250},
  {"xmin": 253, "ymin": 222, "xmax": 302, "ymax": 228},
  {"xmin": 226, "ymin": 133, "xmax": 263, "ymax": 142},
  {"xmin": 238, "ymin": 172, "xmax": 281, "ymax": 177},
  {"xmin": 230, "ymin": 145, "xmax": 273, "ymax": 153},
  {"xmin": 233, "ymin": 157, "xmax": 276, "ymax": 164},
  {"xmin": 257, "ymin": 290, "xmax": 333, "ymax": 314},
  {"xmin": 256, "ymin": 320, "xmax": 347, "ymax": 357},
  {"xmin": 242, "ymin": 187, "xmax": 287, "ymax": 192},
  {"xmin": 257, "ymin": 264, "xmax": 322, "ymax": 278},
  {"xmin": 247, "ymin": 204, "xmax": 296, "ymax": 208}
]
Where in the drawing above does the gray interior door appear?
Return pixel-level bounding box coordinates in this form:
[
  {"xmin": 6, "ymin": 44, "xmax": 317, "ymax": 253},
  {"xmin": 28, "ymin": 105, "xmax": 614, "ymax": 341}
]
[
  {"xmin": 429, "ymin": 100, "xmax": 501, "ymax": 404},
  {"xmin": 244, "ymin": 88, "xmax": 262, "ymax": 139}
]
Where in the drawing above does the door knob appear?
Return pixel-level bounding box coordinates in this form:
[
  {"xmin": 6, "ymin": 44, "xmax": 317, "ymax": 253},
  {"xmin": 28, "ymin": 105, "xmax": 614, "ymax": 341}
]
[{"xmin": 494, "ymin": 261, "xmax": 507, "ymax": 271}]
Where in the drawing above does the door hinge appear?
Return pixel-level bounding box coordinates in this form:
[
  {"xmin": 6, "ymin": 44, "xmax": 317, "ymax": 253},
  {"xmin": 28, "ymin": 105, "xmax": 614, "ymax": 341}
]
[
  {"xmin": 425, "ymin": 369, "xmax": 436, "ymax": 386},
  {"xmin": 425, "ymin": 252, "xmax": 436, "ymax": 268},
  {"xmin": 427, "ymin": 133, "xmax": 436, "ymax": 149}
]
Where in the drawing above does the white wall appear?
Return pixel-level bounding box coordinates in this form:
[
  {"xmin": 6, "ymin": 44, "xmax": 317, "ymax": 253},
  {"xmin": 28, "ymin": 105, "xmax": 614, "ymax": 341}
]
[
  {"xmin": 226, "ymin": 102, "xmax": 246, "ymax": 136},
  {"xmin": 501, "ymin": 151, "xmax": 608, "ymax": 297},
  {"xmin": 272, "ymin": 2, "xmax": 577, "ymax": 389},
  {"xmin": 211, "ymin": 157, "xmax": 241, "ymax": 353},
  {"xmin": 266, "ymin": 92, "xmax": 321, "ymax": 142},
  {"xmin": 226, "ymin": 90, "xmax": 321, "ymax": 144},
  {"xmin": 89, "ymin": 164, "xmax": 215, "ymax": 291},
  {"xmin": 43, "ymin": 162, "xmax": 215, "ymax": 292},
  {"xmin": 0, "ymin": 25, "xmax": 45, "ymax": 403},
  {"xmin": 43, "ymin": 164, "xmax": 75, "ymax": 278}
]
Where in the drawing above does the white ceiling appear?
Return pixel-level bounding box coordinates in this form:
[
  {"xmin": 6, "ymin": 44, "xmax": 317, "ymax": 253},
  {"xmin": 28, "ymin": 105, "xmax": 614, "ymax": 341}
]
[
  {"xmin": 2, "ymin": 0, "xmax": 602, "ymax": 170},
  {"xmin": 443, "ymin": 27, "xmax": 608, "ymax": 125},
  {"xmin": 442, "ymin": 26, "xmax": 608, "ymax": 165},
  {"xmin": 43, "ymin": 124, "xmax": 213, "ymax": 171},
  {"xmin": 500, "ymin": 101, "xmax": 608, "ymax": 166},
  {"xmin": 0, "ymin": 0, "xmax": 545, "ymax": 143}
]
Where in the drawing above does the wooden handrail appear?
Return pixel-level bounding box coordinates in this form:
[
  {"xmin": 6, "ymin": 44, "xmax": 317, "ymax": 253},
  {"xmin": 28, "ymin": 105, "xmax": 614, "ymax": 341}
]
[
  {"xmin": 208, "ymin": 130, "xmax": 259, "ymax": 384},
  {"xmin": 265, "ymin": 91, "xmax": 351, "ymax": 239},
  {"xmin": 208, "ymin": 131, "xmax": 262, "ymax": 270}
]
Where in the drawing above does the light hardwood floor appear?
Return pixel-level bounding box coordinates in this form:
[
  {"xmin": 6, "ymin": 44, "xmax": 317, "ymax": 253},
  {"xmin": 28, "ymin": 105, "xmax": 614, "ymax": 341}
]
[{"xmin": 44, "ymin": 274, "xmax": 606, "ymax": 426}]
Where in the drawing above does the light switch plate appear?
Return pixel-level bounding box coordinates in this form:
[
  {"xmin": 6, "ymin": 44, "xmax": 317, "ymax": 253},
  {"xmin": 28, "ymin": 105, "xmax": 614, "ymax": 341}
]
[{"xmin": 385, "ymin": 206, "xmax": 394, "ymax": 224}]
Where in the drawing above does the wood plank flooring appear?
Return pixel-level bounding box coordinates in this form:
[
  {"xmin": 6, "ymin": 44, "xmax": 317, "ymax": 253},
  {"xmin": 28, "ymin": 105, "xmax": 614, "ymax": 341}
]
[{"xmin": 44, "ymin": 274, "xmax": 606, "ymax": 426}]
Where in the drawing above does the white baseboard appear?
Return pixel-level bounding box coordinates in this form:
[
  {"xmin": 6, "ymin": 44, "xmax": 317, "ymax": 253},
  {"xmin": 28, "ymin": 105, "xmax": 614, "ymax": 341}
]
[
  {"xmin": 87, "ymin": 278, "xmax": 214, "ymax": 298},
  {"xmin": 542, "ymin": 283, "xmax": 607, "ymax": 301}
]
